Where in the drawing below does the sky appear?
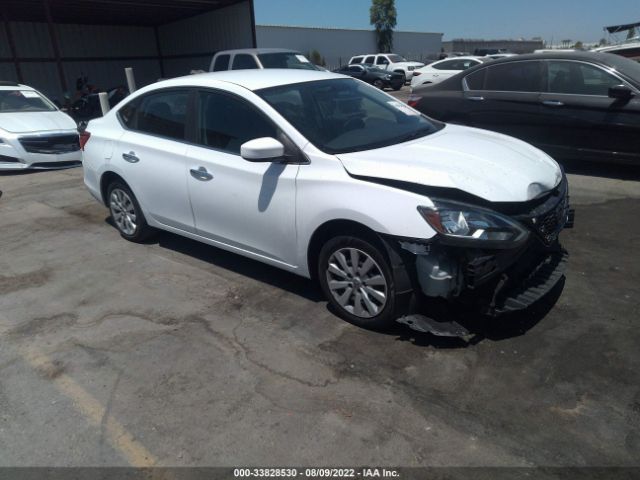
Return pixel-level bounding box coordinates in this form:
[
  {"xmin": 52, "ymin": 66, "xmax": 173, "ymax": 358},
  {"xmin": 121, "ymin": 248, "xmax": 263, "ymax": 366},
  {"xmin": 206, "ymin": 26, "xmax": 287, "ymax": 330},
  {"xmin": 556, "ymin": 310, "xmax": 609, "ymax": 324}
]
[{"xmin": 254, "ymin": 0, "xmax": 640, "ymax": 44}]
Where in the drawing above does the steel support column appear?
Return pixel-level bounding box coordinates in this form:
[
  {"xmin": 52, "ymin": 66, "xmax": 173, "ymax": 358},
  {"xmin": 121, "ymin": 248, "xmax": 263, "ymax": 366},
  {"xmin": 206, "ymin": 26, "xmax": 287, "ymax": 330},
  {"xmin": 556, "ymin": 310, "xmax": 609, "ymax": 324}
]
[
  {"xmin": 1, "ymin": 12, "xmax": 24, "ymax": 83},
  {"xmin": 43, "ymin": 0, "xmax": 68, "ymax": 93},
  {"xmin": 153, "ymin": 25, "xmax": 165, "ymax": 78}
]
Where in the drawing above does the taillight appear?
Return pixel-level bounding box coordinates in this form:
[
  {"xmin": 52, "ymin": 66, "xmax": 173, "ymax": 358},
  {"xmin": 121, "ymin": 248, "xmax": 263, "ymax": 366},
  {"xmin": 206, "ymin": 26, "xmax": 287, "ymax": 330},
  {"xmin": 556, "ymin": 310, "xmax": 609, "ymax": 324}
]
[
  {"xmin": 407, "ymin": 95, "xmax": 422, "ymax": 108},
  {"xmin": 79, "ymin": 131, "xmax": 91, "ymax": 150}
]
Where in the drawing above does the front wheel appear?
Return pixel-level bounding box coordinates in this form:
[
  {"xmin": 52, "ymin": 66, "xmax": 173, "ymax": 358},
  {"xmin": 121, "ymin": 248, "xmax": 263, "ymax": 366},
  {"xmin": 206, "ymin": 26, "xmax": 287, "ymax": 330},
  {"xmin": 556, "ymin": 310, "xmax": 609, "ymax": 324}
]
[{"xmin": 318, "ymin": 236, "xmax": 401, "ymax": 329}]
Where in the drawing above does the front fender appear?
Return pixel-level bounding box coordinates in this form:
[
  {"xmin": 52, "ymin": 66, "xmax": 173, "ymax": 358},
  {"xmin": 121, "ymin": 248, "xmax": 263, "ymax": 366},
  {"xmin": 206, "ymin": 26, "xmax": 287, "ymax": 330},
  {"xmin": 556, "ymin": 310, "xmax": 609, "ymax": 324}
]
[{"xmin": 295, "ymin": 153, "xmax": 438, "ymax": 277}]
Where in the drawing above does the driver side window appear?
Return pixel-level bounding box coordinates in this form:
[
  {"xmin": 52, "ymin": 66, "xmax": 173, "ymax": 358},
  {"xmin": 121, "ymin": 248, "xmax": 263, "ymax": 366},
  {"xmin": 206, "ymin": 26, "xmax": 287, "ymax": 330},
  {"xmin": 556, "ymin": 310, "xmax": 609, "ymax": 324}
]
[
  {"xmin": 547, "ymin": 61, "xmax": 622, "ymax": 96},
  {"xmin": 197, "ymin": 90, "xmax": 277, "ymax": 155}
]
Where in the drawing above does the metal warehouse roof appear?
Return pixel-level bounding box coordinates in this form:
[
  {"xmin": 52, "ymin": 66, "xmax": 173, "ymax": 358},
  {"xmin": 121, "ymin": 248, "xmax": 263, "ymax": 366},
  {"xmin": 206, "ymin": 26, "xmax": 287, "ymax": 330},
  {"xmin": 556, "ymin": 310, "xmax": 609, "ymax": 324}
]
[{"xmin": 1, "ymin": 0, "xmax": 250, "ymax": 26}]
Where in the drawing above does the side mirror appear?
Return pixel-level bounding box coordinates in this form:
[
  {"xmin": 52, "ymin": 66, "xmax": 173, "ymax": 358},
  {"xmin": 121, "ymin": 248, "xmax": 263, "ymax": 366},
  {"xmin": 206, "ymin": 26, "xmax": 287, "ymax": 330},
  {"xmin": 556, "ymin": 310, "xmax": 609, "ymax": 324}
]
[
  {"xmin": 609, "ymin": 85, "xmax": 633, "ymax": 100},
  {"xmin": 240, "ymin": 137, "xmax": 285, "ymax": 162}
]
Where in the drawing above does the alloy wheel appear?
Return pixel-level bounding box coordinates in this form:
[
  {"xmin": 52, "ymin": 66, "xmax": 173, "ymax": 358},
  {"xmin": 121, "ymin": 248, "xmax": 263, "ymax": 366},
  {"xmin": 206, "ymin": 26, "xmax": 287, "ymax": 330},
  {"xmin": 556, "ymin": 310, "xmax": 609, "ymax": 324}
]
[
  {"xmin": 325, "ymin": 247, "xmax": 388, "ymax": 318},
  {"xmin": 109, "ymin": 188, "xmax": 137, "ymax": 236}
]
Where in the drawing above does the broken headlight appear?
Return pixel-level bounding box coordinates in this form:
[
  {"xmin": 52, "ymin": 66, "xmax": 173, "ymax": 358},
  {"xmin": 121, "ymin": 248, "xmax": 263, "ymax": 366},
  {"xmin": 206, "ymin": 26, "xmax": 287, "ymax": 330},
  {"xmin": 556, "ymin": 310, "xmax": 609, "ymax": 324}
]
[{"xmin": 418, "ymin": 200, "xmax": 529, "ymax": 248}]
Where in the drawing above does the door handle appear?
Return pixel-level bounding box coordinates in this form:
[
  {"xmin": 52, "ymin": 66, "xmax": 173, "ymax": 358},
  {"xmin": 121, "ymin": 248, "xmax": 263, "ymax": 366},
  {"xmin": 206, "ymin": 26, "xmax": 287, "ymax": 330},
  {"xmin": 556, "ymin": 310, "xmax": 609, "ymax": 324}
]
[
  {"xmin": 190, "ymin": 166, "xmax": 213, "ymax": 181},
  {"xmin": 468, "ymin": 96, "xmax": 485, "ymax": 101},
  {"xmin": 122, "ymin": 151, "xmax": 139, "ymax": 163},
  {"xmin": 542, "ymin": 100, "xmax": 564, "ymax": 107}
]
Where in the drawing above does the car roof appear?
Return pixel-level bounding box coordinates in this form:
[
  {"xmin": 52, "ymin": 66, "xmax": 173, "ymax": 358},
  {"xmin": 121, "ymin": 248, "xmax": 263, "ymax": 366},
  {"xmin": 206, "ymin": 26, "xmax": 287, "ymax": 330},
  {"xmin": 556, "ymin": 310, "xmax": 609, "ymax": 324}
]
[
  {"xmin": 151, "ymin": 69, "xmax": 344, "ymax": 92},
  {"xmin": 434, "ymin": 56, "xmax": 485, "ymax": 62},
  {"xmin": 215, "ymin": 48, "xmax": 300, "ymax": 55},
  {"xmin": 492, "ymin": 50, "xmax": 626, "ymax": 64}
]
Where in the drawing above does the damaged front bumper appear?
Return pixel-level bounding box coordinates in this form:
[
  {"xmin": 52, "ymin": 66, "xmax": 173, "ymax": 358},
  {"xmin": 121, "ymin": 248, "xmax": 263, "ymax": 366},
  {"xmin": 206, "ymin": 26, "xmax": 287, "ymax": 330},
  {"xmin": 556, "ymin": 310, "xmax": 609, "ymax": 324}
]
[{"xmin": 392, "ymin": 178, "xmax": 575, "ymax": 321}]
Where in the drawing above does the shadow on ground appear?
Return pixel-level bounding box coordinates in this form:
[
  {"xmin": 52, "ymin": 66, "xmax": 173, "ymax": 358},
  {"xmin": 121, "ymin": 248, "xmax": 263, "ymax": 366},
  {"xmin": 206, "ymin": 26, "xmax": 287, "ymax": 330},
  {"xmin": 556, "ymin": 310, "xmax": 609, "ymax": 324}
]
[{"xmin": 108, "ymin": 217, "xmax": 563, "ymax": 349}]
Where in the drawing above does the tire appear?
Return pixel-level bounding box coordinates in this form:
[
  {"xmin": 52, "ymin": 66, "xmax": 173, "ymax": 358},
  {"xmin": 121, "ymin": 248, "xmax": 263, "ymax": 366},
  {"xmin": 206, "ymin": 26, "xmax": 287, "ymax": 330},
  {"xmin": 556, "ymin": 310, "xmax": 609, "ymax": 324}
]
[
  {"xmin": 318, "ymin": 235, "xmax": 401, "ymax": 330},
  {"xmin": 107, "ymin": 180, "xmax": 155, "ymax": 242},
  {"xmin": 394, "ymin": 71, "xmax": 407, "ymax": 84},
  {"xmin": 392, "ymin": 84, "xmax": 402, "ymax": 91},
  {"xmin": 373, "ymin": 79, "xmax": 385, "ymax": 89}
]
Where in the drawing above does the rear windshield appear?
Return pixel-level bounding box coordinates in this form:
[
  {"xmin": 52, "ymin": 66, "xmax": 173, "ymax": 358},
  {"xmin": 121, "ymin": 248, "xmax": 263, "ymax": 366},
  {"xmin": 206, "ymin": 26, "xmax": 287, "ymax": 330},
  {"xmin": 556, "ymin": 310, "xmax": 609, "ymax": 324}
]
[
  {"xmin": 257, "ymin": 52, "xmax": 319, "ymax": 70},
  {"xmin": 257, "ymin": 78, "xmax": 443, "ymax": 154},
  {"xmin": 0, "ymin": 90, "xmax": 56, "ymax": 112}
]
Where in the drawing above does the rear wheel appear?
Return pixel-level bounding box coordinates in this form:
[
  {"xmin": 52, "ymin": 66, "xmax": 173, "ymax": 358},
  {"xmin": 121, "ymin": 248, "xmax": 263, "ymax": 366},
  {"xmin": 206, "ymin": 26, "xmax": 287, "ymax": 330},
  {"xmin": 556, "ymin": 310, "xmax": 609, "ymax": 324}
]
[
  {"xmin": 373, "ymin": 79, "xmax": 385, "ymax": 89},
  {"xmin": 318, "ymin": 235, "xmax": 400, "ymax": 329},
  {"xmin": 107, "ymin": 181, "xmax": 154, "ymax": 242}
]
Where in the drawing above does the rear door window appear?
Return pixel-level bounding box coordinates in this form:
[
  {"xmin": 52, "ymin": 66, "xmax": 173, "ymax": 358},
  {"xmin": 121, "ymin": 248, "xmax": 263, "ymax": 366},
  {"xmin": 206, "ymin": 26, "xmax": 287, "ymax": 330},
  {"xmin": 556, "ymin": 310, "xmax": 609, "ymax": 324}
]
[
  {"xmin": 119, "ymin": 89, "xmax": 189, "ymax": 141},
  {"xmin": 232, "ymin": 54, "xmax": 259, "ymax": 70},
  {"xmin": 484, "ymin": 61, "xmax": 543, "ymax": 92},
  {"xmin": 213, "ymin": 54, "xmax": 230, "ymax": 71},
  {"xmin": 364, "ymin": 56, "xmax": 376, "ymax": 65}
]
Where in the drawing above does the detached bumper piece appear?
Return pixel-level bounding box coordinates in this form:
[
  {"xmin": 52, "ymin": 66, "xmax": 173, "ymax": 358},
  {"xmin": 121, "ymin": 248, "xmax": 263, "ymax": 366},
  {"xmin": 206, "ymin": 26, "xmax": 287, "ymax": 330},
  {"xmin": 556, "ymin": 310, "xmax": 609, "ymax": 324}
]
[
  {"xmin": 490, "ymin": 248, "xmax": 568, "ymax": 315},
  {"xmin": 397, "ymin": 314, "xmax": 470, "ymax": 338}
]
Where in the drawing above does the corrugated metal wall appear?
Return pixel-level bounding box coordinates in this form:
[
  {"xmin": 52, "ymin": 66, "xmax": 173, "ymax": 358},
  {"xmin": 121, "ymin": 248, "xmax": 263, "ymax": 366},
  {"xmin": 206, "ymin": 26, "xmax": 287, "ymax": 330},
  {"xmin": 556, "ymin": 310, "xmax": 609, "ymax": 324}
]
[
  {"xmin": 0, "ymin": 1, "xmax": 254, "ymax": 102},
  {"xmin": 0, "ymin": 21, "xmax": 160, "ymax": 101},
  {"xmin": 158, "ymin": 0, "xmax": 254, "ymax": 75},
  {"xmin": 256, "ymin": 25, "xmax": 443, "ymax": 69}
]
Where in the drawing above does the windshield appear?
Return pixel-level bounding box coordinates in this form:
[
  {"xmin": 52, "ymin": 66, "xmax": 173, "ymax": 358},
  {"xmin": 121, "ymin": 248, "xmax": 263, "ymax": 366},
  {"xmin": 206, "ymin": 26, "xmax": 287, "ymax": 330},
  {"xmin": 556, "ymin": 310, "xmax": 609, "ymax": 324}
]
[
  {"xmin": 257, "ymin": 52, "xmax": 319, "ymax": 70},
  {"xmin": 257, "ymin": 79, "xmax": 444, "ymax": 154},
  {"xmin": 387, "ymin": 54, "xmax": 407, "ymax": 63},
  {"xmin": 605, "ymin": 54, "xmax": 640, "ymax": 89},
  {"xmin": 0, "ymin": 90, "xmax": 56, "ymax": 112}
]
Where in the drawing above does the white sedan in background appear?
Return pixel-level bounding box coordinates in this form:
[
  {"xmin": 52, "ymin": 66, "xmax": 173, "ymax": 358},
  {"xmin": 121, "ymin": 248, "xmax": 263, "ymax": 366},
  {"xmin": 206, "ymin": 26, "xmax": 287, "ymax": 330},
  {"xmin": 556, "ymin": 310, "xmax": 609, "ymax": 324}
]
[
  {"xmin": 410, "ymin": 56, "xmax": 490, "ymax": 89},
  {"xmin": 0, "ymin": 82, "xmax": 81, "ymax": 170}
]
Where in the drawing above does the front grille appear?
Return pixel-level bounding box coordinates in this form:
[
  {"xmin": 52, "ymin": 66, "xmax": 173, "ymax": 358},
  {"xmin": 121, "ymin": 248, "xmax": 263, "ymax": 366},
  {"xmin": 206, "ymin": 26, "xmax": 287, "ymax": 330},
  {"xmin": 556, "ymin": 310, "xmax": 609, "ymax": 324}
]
[
  {"xmin": 509, "ymin": 174, "xmax": 571, "ymax": 246},
  {"xmin": 19, "ymin": 134, "xmax": 80, "ymax": 154},
  {"xmin": 530, "ymin": 196, "xmax": 570, "ymax": 245}
]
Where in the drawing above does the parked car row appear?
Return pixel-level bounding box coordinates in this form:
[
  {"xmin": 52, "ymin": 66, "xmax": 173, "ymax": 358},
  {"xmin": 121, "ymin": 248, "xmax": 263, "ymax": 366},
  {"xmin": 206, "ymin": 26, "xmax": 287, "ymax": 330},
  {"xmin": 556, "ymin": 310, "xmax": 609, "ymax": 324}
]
[
  {"xmin": 4, "ymin": 46, "xmax": 639, "ymax": 332},
  {"xmin": 347, "ymin": 53, "xmax": 425, "ymax": 83}
]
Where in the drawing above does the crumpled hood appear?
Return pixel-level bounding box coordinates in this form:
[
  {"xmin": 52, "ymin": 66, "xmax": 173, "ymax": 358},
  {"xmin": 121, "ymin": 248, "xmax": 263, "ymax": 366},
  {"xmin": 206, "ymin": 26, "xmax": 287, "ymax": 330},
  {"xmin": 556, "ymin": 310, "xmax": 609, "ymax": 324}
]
[
  {"xmin": 337, "ymin": 124, "xmax": 562, "ymax": 203},
  {"xmin": 0, "ymin": 111, "xmax": 77, "ymax": 133}
]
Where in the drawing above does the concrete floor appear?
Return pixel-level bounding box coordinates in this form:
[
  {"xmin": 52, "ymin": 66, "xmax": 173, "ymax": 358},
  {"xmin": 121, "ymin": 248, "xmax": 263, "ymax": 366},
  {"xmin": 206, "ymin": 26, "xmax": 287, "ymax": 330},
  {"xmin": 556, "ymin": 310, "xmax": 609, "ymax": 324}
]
[{"xmin": 0, "ymin": 160, "xmax": 639, "ymax": 468}]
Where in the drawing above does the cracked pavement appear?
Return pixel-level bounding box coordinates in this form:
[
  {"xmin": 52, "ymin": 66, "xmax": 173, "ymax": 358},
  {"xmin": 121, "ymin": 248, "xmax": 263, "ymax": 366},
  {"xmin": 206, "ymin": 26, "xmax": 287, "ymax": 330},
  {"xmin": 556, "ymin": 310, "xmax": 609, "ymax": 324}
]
[{"xmin": 0, "ymin": 163, "xmax": 639, "ymax": 467}]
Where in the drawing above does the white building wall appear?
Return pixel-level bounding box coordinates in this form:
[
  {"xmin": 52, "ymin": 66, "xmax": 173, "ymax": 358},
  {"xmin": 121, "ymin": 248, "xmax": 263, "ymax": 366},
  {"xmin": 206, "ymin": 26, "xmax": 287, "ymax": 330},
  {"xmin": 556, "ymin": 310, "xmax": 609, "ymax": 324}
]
[{"xmin": 256, "ymin": 25, "xmax": 442, "ymax": 69}]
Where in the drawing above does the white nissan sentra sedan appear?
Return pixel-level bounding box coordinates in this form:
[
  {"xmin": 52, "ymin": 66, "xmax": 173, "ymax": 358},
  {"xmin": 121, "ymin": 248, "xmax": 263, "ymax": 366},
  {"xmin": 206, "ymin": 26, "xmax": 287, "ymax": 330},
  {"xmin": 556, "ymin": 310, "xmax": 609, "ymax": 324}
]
[
  {"xmin": 83, "ymin": 70, "xmax": 573, "ymax": 329},
  {"xmin": 0, "ymin": 82, "xmax": 81, "ymax": 170}
]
